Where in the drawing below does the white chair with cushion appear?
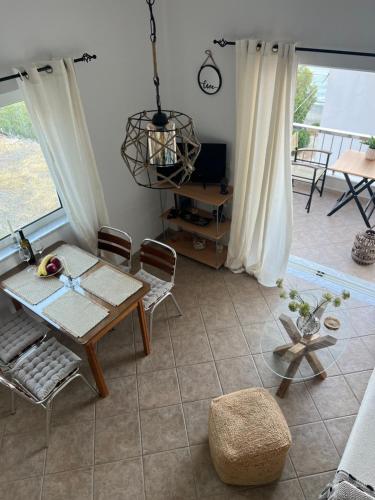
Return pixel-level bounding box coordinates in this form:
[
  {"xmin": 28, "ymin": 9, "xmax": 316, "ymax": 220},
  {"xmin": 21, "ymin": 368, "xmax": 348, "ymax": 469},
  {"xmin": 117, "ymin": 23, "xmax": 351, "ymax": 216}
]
[
  {"xmin": 0, "ymin": 310, "xmax": 48, "ymax": 370},
  {"xmin": 0, "ymin": 337, "xmax": 97, "ymax": 446},
  {"xmin": 134, "ymin": 238, "xmax": 182, "ymax": 339},
  {"xmin": 98, "ymin": 226, "xmax": 133, "ymax": 271}
]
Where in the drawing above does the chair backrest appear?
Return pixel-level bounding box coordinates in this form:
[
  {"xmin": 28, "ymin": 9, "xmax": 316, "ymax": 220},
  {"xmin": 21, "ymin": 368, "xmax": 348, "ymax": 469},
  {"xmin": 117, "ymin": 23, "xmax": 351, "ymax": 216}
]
[
  {"xmin": 293, "ymin": 148, "xmax": 332, "ymax": 168},
  {"xmin": 98, "ymin": 226, "xmax": 132, "ymax": 268},
  {"xmin": 139, "ymin": 239, "xmax": 177, "ymax": 282}
]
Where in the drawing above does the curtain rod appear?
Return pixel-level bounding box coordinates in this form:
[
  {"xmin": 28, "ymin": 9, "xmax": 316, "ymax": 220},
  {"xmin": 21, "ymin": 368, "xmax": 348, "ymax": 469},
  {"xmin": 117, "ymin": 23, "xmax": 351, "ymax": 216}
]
[
  {"xmin": 213, "ymin": 39, "xmax": 375, "ymax": 58},
  {"xmin": 0, "ymin": 53, "xmax": 97, "ymax": 84}
]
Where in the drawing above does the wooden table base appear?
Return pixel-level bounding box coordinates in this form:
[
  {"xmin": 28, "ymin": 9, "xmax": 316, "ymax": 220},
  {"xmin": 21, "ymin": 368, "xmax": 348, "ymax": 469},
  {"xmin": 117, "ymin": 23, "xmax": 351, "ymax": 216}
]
[{"xmin": 274, "ymin": 314, "xmax": 337, "ymax": 398}]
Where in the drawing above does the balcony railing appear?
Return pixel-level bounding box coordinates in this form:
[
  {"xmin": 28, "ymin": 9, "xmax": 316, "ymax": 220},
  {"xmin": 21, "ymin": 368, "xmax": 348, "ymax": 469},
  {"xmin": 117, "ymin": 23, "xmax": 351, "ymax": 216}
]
[{"xmin": 293, "ymin": 123, "xmax": 371, "ymax": 168}]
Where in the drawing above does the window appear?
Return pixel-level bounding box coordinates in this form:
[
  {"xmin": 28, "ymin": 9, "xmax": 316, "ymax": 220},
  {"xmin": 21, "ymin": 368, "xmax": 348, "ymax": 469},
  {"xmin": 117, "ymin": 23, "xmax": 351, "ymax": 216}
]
[{"xmin": 0, "ymin": 92, "xmax": 62, "ymax": 243}]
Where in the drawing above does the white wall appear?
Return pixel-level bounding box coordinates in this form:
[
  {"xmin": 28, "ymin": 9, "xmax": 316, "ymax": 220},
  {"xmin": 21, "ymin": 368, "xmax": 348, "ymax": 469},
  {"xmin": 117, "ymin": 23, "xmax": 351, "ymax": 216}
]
[
  {"xmin": 161, "ymin": 0, "xmax": 375, "ymax": 181},
  {"xmin": 0, "ymin": 0, "xmax": 166, "ymax": 252}
]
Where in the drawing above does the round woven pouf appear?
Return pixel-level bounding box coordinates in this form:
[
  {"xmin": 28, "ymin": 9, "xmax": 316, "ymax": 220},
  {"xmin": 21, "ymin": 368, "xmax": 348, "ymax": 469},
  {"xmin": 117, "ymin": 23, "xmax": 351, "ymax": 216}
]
[{"xmin": 208, "ymin": 388, "xmax": 291, "ymax": 486}]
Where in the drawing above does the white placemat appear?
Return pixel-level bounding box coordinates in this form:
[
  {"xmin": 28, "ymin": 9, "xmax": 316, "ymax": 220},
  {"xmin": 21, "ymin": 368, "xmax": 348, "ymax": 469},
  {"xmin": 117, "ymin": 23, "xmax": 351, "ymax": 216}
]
[
  {"xmin": 2, "ymin": 268, "xmax": 64, "ymax": 305},
  {"xmin": 54, "ymin": 244, "xmax": 98, "ymax": 278},
  {"xmin": 43, "ymin": 290, "xmax": 109, "ymax": 338},
  {"xmin": 80, "ymin": 265, "xmax": 143, "ymax": 306}
]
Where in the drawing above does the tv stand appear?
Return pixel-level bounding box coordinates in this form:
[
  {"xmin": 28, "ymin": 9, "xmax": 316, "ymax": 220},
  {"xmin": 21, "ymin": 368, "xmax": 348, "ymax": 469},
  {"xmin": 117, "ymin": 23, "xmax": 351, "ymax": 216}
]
[{"xmin": 160, "ymin": 183, "xmax": 233, "ymax": 269}]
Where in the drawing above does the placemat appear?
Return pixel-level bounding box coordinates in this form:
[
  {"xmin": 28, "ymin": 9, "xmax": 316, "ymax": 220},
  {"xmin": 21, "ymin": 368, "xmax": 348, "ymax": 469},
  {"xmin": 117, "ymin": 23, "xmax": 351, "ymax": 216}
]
[
  {"xmin": 43, "ymin": 290, "xmax": 109, "ymax": 338},
  {"xmin": 2, "ymin": 268, "xmax": 64, "ymax": 305},
  {"xmin": 54, "ymin": 244, "xmax": 98, "ymax": 278},
  {"xmin": 80, "ymin": 265, "xmax": 143, "ymax": 306}
]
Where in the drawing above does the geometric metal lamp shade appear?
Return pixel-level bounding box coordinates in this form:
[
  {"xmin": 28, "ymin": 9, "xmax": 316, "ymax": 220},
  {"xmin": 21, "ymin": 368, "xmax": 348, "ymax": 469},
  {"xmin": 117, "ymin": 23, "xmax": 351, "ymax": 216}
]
[{"xmin": 121, "ymin": 109, "xmax": 201, "ymax": 189}]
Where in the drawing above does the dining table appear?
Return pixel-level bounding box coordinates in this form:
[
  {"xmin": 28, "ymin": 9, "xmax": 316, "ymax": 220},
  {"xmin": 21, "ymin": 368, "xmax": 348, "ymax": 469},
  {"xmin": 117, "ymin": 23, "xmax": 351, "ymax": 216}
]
[
  {"xmin": 0, "ymin": 241, "xmax": 151, "ymax": 398},
  {"xmin": 327, "ymin": 150, "xmax": 375, "ymax": 227}
]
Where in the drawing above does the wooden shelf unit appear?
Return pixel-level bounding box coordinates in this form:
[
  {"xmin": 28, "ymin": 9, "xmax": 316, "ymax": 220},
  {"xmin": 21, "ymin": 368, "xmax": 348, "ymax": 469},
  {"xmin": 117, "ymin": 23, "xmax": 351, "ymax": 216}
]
[{"xmin": 162, "ymin": 183, "xmax": 233, "ymax": 269}]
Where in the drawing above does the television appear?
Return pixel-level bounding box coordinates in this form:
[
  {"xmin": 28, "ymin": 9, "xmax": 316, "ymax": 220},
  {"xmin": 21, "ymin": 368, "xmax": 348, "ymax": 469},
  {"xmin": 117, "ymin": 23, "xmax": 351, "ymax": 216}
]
[
  {"xmin": 190, "ymin": 143, "xmax": 227, "ymax": 185},
  {"xmin": 156, "ymin": 142, "xmax": 227, "ymax": 186}
]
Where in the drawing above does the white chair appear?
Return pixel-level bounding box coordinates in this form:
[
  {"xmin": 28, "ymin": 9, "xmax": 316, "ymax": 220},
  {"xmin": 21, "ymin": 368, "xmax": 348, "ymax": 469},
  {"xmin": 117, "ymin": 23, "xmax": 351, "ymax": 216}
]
[
  {"xmin": 98, "ymin": 226, "xmax": 133, "ymax": 271},
  {"xmin": 0, "ymin": 337, "xmax": 97, "ymax": 447},
  {"xmin": 134, "ymin": 239, "xmax": 182, "ymax": 339},
  {"xmin": 0, "ymin": 310, "xmax": 48, "ymax": 371}
]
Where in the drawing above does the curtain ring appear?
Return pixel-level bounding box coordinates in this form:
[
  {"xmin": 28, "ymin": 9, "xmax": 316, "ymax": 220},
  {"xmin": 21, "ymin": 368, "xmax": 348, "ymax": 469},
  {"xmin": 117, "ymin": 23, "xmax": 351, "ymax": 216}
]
[
  {"xmin": 45, "ymin": 65, "xmax": 53, "ymax": 74},
  {"xmin": 272, "ymin": 44, "xmax": 279, "ymax": 53},
  {"xmin": 256, "ymin": 42, "xmax": 262, "ymax": 52}
]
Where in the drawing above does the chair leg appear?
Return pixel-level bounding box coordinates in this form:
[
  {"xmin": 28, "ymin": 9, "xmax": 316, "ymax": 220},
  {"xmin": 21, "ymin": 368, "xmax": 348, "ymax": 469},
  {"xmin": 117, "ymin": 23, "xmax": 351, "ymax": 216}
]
[
  {"xmin": 10, "ymin": 390, "xmax": 16, "ymax": 415},
  {"xmin": 320, "ymin": 170, "xmax": 328, "ymax": 197},
  {"xmin": 45, "ymin": 400, "xmax": 53, "ymax": 448},
  {"xmin": 78, "ymin": 373, "xmax": 99, "ymax": 397},
  {"xmin": 149, "ymin": 309, "xmax": 154, "ymax": 341},
  {"xmin": 169, "ymin": 293, "xmax": 183, "ymax": 316}
]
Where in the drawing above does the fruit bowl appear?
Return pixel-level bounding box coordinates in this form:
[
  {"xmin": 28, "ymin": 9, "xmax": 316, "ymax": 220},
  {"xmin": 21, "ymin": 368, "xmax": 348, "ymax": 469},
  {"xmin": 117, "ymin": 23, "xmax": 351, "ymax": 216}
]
[{"xmin": 36, "ymin": 254, "xmax": 64, "ymax": 278}]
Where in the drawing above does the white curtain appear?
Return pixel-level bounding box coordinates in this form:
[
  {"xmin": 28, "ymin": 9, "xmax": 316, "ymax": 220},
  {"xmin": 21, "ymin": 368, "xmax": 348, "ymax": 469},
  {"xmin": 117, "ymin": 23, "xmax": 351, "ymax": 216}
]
[
  {"xmin": 226, "ymin": 39, "xmax": 296, "ymax": 287},
  {"xmin": 16, "ymin": 58, "xmax": 109, "ymax": 253}
]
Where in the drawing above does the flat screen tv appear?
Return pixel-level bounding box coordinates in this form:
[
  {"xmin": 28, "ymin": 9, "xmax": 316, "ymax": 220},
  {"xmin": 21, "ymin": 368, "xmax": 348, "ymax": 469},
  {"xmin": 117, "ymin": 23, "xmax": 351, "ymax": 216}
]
[
  {"xmin": 190, "ymin": 143, "xmax": 227, "ymax": 185},
  {"xmin": 156, "ymin": 142, "xmax": 226, "ymax": 186}
]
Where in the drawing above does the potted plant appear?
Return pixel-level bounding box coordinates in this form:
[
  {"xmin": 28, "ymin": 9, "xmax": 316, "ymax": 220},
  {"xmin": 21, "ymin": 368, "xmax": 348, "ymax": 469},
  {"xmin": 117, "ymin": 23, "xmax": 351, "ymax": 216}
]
[
  {"xmin": 362, "ymin": 136, "xmax": 375, "ymax": 160},
  {"xmin": 276, "ymin": 279, "xmax": 350, "ymax": 336}
]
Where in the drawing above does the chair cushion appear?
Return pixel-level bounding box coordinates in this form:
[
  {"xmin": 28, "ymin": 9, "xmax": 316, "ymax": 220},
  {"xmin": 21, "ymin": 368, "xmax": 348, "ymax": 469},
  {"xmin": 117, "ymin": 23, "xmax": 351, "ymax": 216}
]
[
  {"xmin": 0, "ymin": 311, "xmax": 48, "ymax": 364},
  {"xmin": 292, "ymin": 163, "xmax": 325, "ymax": 182},
  {"xmin": 134, "ymin": 269, "xmax": 173, "ymax": 310},
  {"xmin": 11, "ymin": 337, "xmax": 81, "ymax": 401}
]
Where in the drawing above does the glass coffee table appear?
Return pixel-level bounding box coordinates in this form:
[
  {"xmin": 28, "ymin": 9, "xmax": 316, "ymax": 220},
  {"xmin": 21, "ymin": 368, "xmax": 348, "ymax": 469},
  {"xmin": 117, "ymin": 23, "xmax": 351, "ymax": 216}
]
[{"xmin": 261, "ymin": 307, "xmax": 351, "ymax": 397}]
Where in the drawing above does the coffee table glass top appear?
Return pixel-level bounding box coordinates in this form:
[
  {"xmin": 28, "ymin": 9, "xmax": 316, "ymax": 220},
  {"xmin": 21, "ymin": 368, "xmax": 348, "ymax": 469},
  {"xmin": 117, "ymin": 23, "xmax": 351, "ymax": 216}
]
[{"xmin": 260, "ymin": 305, "xmax": 351, "ymax": 382}]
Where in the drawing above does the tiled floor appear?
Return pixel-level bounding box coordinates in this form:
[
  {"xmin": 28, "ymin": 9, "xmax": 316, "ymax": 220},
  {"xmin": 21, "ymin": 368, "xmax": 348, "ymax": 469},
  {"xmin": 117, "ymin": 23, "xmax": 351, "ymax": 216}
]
[
  {"xmin": 0, "ymin": 256, "xmax": 374, "ymax": 500},
  {"xmin": 292, "ymin": 186, "xmax": 375, "ymax": 282}
]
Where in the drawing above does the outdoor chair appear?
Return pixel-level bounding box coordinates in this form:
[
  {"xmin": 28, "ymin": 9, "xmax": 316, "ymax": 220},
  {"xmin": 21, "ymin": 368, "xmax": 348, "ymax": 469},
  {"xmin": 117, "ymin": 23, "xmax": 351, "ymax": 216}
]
[
  {"xmin": 98, "ymin": 226, "xmax": 133, "ymax": 271},
  {"xmin": 134, "ymin": 238, "xmax": 182, "ymax": 340},
  {"xmin": 292, "ymin": 148, "xmax": 332, "ymax": 213},
  {"xmin": 0, "ymin": 336, "xmax": 97, "ymax": 447}
]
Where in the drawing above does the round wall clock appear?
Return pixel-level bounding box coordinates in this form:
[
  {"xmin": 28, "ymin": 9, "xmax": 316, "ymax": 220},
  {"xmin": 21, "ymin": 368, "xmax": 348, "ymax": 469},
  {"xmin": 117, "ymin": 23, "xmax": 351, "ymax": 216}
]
[{"xmin": 198, "ymin": 50, "xmax": 222, "ymax": 95}]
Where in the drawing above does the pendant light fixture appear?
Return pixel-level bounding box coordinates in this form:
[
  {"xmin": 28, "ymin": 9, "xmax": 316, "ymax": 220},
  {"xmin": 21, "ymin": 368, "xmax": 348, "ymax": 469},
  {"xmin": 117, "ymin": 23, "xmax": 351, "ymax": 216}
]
[{"xmin": 121, "ymin": 0, "xmax": 201, "ymax": 189}]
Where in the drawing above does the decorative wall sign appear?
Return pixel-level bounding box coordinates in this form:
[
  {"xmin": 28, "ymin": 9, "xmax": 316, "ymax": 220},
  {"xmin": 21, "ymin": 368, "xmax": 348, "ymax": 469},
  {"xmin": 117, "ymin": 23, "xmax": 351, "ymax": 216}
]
[{"xmin": 198, "ymin": 50, "xmax": 222, "ymax": 95}]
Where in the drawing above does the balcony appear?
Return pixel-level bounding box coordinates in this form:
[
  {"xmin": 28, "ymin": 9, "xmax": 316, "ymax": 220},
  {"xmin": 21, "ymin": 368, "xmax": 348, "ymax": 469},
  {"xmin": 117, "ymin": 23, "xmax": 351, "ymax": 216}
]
[{"xmin": 291, "ymin": 123, "xmax": 375, "ymax": 285}]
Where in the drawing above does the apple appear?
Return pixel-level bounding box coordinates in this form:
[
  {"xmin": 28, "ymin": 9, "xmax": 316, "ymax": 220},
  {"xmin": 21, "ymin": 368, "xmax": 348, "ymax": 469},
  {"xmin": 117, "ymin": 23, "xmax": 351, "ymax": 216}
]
[
  {"xmin": 46, "ymin": 262, "xmax": 58, "ymax": 275},
  {"xmin": 50, "ymin": 257, "xmax": 61, "ymax": 269}
]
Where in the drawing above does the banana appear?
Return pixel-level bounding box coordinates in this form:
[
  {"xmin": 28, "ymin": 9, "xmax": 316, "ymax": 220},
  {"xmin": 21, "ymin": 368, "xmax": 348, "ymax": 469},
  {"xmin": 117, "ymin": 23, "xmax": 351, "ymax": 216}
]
[{"xmin": 37, "ymin": 254, "xmax": 55, "ymax": 276}]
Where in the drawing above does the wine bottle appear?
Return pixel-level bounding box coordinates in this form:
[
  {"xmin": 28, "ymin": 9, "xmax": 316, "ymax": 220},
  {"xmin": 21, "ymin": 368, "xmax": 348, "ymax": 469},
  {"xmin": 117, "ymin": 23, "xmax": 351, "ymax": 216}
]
[{"xmin": 18, "ymin": 230, "xmax": 36, "ymax": 265}]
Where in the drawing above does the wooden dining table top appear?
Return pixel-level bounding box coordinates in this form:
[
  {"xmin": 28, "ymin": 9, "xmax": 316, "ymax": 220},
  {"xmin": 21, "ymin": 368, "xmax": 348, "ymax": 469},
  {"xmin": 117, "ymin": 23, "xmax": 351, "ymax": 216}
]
[
  {"xmin": 0, "ymin": 241, "xmax": 150, "ymax": 345},
  {"xmin": 330, "ymin": 150, "xmax": 375, "ymax": 180}
]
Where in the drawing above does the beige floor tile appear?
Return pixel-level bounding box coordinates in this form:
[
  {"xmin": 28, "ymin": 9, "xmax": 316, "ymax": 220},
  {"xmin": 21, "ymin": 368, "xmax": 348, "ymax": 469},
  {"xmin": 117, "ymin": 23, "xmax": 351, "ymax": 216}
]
[
  {"xmin": 299, "ymin": 471, "xmax": 335, "ymax": 500},
  {"xmin": 137, "ymin": 368, "xmax": 181, "ymax": 410},
  {"xmin": 230, "ymin": 479, "xmax": 305, "ymax": 499},
  {"xmin": 134, "ymin": 316, "xmax": 170, "ymax": 341},
  {"xmin": 305, "ymin": 375, "xmax": 359, "ymax": 419},
  {"xmin": 143, "ymin": 448, "xmax": 197, "ymax": 500},
  {"xmin": 165, "ymin": 286, "xmax": 198, "ymax": 314},
  {"xmin": 331, "ymin": 338, "xmax": 375, "ymax": 374},
  {"xmin": 190, "ymin": 444, "xmax": 243, "ymax": 497},
  {"xmin": 3, "ymin": 395, "xmax": 46, "ymax": 436},
  {"xmin": 0, "ymin": 477, "xmax": 42, "ymax": 500},
  {"xmin": 361, "ymin": 334, "xmax": 375, "ymax": 357},
  {"xmin": 344, "ymin": 370, "xmax": 373, "ymax": 401},
  {"xmin": 42, "ymin": 468, "xmax": 93, "ymax": 500},
  {"xmin": 207, "ymin": 326, "xmax": 249, "ymax": 360},
  {"xmin": 299, "ymin": 349, "xmax": 341, "ymax": 378},
  {"xmin": 0, "ymin": 431, "xmax": 46, "ymax": 483},
  {"xmin": 136, "ymin": 337, "xmax": 175, "ymax": 373},
  {"xmin": 177, "ymin": 362, "xmax": 222, "ymax": 402},
  {"xmin": 46, "ymin": 420, "xmax": 94, "ymax": 474},
  {"xmin": 281, "ymin": 454, "xmax": 297, "ymax": 480},
  {"xmin": 242, "ymin": 321, "xmax": 285, "ymax": 354},
  {"xmin": 348, "ymin": 306, "xmax": 375, "ymax": 336},
  {"xmin": 215, "ymin": 356, "xmax": 261, "ymax": 394},
  {"xmin": 51, "ymin": 377, "xmax": 97, "ymax": 427},
  {"xmin": 140, "ymin": 404, "xmax": 188, "ymax": 454},
  {"xmin": 97, "ymin": 319, "xmax": 134, "ymax": 351},
  {"xmin": 183, "ymin": 399, "xmax": 211, "ymax": 445},
  {"xmin": 200, "ymin": 303, "xmax": 239, "ymax": 331},
  {"xmin": 289, "ymin": 422, "xmax": 340, "ymax": 476},
  {"xmin": 98, "ymin": 344, "xmax": 136, "ymax": 379},
  {"xmin": 325, "ymin": 415, "xmax": 356, "ymax": 456},
  {"xmin": 195, "ymin": 282, "xmax": 232, "ymax": 306},
  {"xmin": 171, "ymin": 333, "xmax": 213, "ymax": 366},
  {"xmin": 252, "ymin": 352, "xmax": 299, "ymax": 388},
  {"xmin": 268, "ymin": 383, "xmax": 320, "ymax": 426},
  {"xmin": 233, "ymin": 298, "xmax": 274, "ymax": 325},
  {"xmin": 95, "ymin": 375, "xmax": 138, "ymax": 419},
  {"xmin": 94, "ymin": 458, "xmax": 145, "ymax": 500},
  {"xmin": 168, "ymin": 307, "xmax": 206, "ymax": 337},
  {"xmin": 95, "ymin": 411, "xmax": 141, "ymax": 464}
]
